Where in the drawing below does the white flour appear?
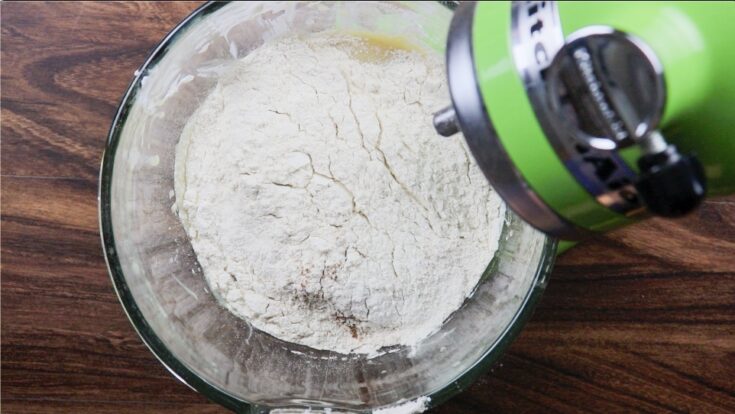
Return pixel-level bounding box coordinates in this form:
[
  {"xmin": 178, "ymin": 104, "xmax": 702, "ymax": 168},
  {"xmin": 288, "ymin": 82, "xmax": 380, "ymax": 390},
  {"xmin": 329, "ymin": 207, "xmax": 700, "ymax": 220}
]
[
  {"xmin": 373, "ymin": 397, "xmax": 431, "ymax": 414},
  {"xmin": 174, "ymin": 33, "xmax": 505, "ymax": 355}
]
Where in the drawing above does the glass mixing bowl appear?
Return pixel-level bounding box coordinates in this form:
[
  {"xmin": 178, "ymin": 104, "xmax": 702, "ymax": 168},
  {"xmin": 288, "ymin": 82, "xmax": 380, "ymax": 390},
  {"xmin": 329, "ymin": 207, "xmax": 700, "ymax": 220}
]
[{"xmin": 99, "ymin": 1, "xmax": 557, "ymax": 412}]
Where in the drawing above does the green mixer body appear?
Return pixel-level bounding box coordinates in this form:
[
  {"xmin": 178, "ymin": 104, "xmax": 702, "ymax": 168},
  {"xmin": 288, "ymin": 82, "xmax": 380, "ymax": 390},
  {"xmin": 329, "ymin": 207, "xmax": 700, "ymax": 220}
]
[{"xmin": 448, "ymin": 1, "xmax": 735, "ymax": 238}]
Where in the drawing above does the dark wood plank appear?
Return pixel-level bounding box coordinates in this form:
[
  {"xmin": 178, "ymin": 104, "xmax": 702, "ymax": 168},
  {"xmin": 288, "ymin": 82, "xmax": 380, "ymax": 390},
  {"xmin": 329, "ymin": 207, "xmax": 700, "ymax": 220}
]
[
  {"xmin": 0, "ymin": 400, "xmax": 225, "ymax": 414},
  {"xmin": 1, "ymin": 2, "xmax": 225, "ymax": 412},
  {"xmin": 1, "ymin": 1, "xmax": 201, "ymax": 180},
  {"xmin": 2, "ymin": 2, "xmax": 734, "ymax": 413},
  {"xmin": 1, "ymin": 177, "xmax": 223, "ymax": 411}
]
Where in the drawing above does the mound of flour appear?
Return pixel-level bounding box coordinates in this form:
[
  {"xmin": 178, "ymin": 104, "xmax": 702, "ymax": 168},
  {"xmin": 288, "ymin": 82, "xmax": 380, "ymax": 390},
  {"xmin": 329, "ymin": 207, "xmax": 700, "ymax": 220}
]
[{"xmin": 174, "ymin": 33, "xmax": 505, "ymax": 355}]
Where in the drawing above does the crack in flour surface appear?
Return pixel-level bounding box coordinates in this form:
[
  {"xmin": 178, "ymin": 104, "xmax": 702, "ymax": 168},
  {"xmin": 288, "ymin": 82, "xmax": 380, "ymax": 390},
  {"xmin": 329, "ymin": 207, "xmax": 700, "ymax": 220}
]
[{"xmin": 175, "ymin": 33, "xmax": 505, "ymax": 355}]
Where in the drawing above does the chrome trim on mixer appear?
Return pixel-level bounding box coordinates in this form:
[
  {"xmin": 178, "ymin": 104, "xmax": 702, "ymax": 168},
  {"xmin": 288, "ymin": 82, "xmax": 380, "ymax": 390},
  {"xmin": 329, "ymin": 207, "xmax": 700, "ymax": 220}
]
[
  {"xmin": 445, "ymin": 2, "xmax": 589, "ymax": 240},
  {"xmin": 509, "ymin": 2, "xmax": 645, "ymax": 216},
  {"xmin": 433, "ymin": 105, "xmax": 460, "ymax": 137},
  {"xmin": 547, "ymin": 26, "xmax": 667, "ymax": 151}
]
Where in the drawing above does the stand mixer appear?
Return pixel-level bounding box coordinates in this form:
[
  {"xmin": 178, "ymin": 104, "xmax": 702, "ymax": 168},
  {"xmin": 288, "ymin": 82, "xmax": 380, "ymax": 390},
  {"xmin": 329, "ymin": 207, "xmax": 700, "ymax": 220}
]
[
  {"xmin": 434, "ymin": 1, "xmax": 734, "ymax": 242},
  {"xmin": 99, "ymin": 1, "xmax": 734, "ymax": 412}
]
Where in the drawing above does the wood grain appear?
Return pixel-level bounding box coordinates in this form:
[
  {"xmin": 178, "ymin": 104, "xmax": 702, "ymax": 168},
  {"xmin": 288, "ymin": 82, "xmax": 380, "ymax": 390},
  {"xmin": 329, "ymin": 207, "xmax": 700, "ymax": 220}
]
[{"xmin": 2, "ymin": 2, "xmax": 734, "ymax": 413}]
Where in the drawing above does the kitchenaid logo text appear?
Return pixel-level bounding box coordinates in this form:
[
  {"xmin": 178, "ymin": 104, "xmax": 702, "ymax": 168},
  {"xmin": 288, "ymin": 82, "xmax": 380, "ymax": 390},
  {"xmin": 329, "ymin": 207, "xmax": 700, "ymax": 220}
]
[
  {"xmin": 571, "ymin": 47, "xmax": 638, "ymax": 204},
  {"xmin": 573, "ymin": 47, "xmax": 629, "ymax": 142},
  {"xmin": 514, "ymin": 1, "xmax": 641, "ymax": 212},
  {"xmin": 523, "ymin": 1, "xmax": 559, "ymax": 74}
]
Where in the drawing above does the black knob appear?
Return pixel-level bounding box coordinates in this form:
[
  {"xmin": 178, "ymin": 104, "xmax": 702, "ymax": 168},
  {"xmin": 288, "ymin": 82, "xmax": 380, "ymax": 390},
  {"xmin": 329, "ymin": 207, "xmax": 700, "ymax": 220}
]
[{"xmin": 634, "ymin": 146, "xmax": 706, "ymax": 217}]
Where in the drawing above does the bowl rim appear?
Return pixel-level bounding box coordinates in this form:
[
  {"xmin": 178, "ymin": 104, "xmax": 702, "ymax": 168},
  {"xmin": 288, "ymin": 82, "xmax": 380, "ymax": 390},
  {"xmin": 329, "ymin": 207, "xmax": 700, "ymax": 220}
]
[{"xmin": 98, "ymin": 1, "xmax": 558, "ymax": 412}]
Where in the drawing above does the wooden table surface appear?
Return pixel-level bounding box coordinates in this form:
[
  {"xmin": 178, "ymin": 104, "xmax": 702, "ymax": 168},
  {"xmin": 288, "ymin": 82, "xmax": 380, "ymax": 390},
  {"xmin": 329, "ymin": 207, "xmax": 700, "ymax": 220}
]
[{"xmin": 2, "ymin": 2, "xmax": 734, "ymax": 413}]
